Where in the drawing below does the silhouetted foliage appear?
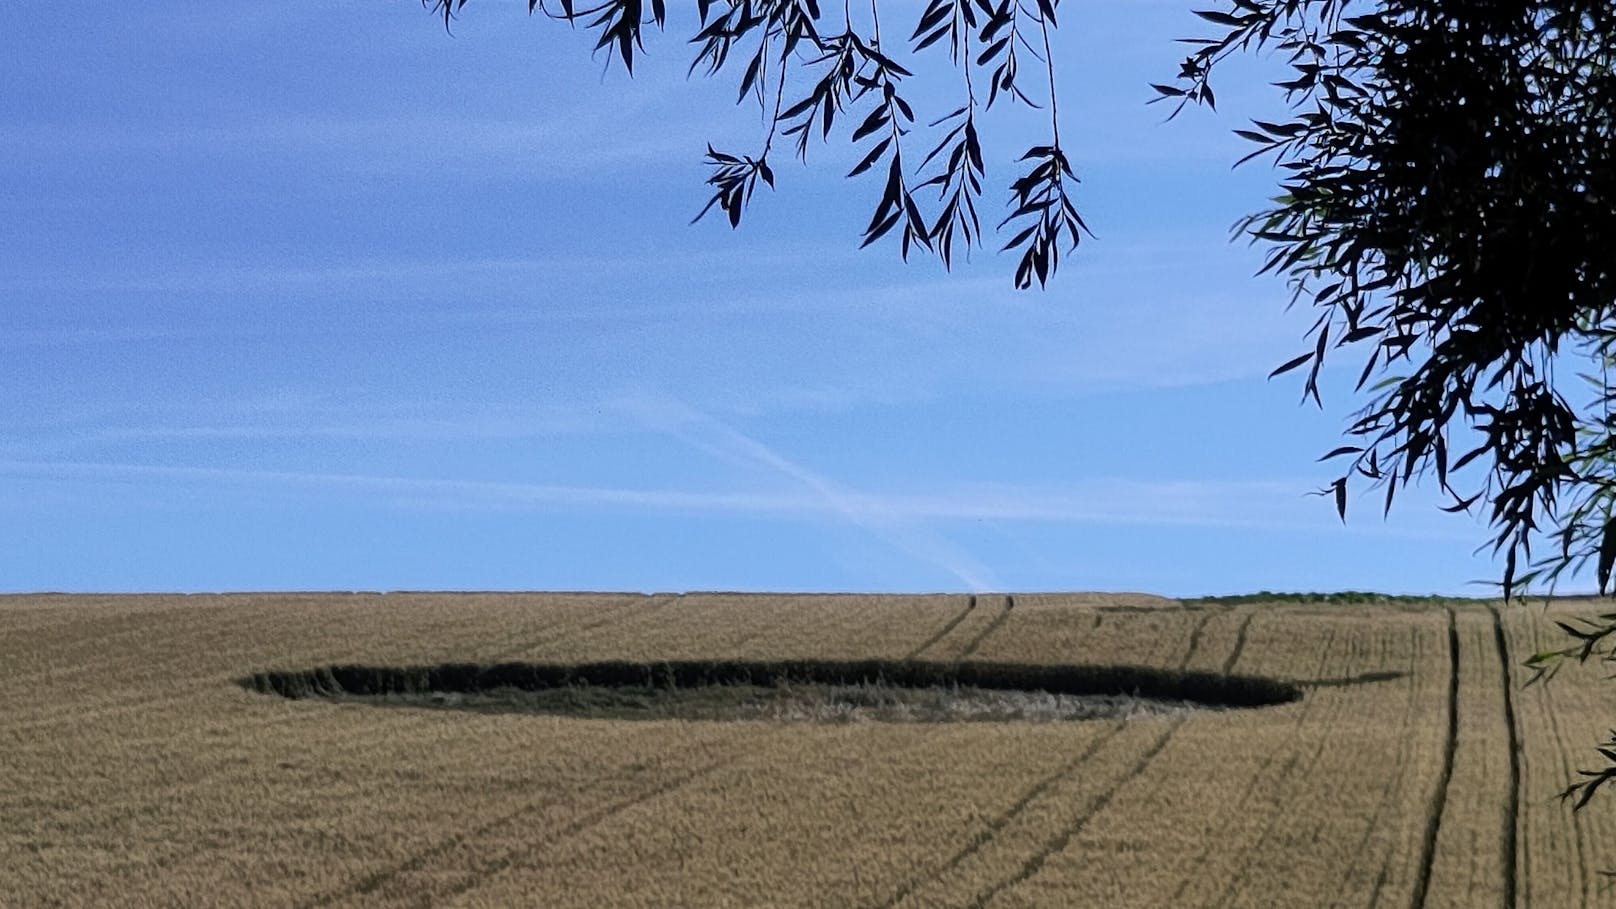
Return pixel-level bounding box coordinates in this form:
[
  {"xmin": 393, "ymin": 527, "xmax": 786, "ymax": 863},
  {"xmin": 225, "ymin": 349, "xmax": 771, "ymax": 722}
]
[
  {"xmin": 1161, "ymin": 0, "xmax": 1615, "ymax": 597},
  {"xmin": 424, "ymin": 0, "xmax": 1088, "ymax": 288},
  {"xmin": 1158, "ymin": 0, "xmax": 1614, "ymax": 813}
]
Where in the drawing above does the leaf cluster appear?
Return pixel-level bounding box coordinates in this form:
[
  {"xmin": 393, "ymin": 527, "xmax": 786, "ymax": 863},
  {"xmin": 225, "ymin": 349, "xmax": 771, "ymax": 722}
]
[
  {"xmin": 1559, "ymin": 728, "xmax": 1616, "ymax": 811},
  {"xmin": 426, "ymin": 0, "xmax": 1091, "ymax": 287},
  {"xmin": 1161, "ymin": 0, "xmax": 1615, "ymax": 814},
  {"xmin": 1160, "ymin": 0, "xmax": 1616, "ymax": 596}
]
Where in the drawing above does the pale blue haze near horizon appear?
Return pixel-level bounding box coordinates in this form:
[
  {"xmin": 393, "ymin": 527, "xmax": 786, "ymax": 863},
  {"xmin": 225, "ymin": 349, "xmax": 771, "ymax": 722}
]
[{"xmin": 2, "ymin": 1, "xmax": 1536, "ymax": 597}]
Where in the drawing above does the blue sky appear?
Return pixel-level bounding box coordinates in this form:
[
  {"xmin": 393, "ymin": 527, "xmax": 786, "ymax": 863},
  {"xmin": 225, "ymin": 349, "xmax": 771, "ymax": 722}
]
[{"xmin": 2, "ymin": 1, "xmax": 1519, "ymax": 596}]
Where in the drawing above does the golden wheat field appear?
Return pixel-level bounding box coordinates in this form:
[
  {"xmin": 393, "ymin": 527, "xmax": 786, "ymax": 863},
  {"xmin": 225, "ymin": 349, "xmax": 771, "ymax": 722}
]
[{"xmin": 5, "ymin": 591, "xmax": 1616, "ymax": 908}]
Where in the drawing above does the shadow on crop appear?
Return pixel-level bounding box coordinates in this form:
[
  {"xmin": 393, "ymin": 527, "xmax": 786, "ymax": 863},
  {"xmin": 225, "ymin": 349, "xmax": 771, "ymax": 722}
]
[{"xmin": 1298, "ymin": 670, "xmax": 1408, "ymax": 688}]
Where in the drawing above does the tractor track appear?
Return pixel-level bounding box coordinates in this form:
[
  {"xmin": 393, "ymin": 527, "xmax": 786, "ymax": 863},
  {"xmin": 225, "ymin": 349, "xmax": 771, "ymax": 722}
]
[
  {"xmin": 902, "ymin": 595, "xmax": 978, "ymax": 661},
  {"xmin": 1408, "ymin": 606, "xmax": 1460, "ymax": 909},
  {"xmin": 965, "ymin": 716, "xmax": 1186, "ymax": 909},
  {"xmin": 954, "ymin": 596, "xmax": 1014, "ymax": 661}
]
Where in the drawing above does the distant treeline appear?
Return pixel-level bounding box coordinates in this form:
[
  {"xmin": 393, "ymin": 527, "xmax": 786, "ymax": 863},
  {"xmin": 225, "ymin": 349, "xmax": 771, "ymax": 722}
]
[{"xmin": 1184, "ymin": 591, "xmax": 1475, "ymax": 607}]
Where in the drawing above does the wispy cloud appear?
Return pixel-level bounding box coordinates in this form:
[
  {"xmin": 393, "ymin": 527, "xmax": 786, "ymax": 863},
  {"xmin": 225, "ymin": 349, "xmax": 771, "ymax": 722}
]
[
  {"xmin": 0, "ymin": 459, "xmax": 801, "ymax": 514},
  {"xmin": 0, "ymin": 326, "xmax": 222, "ymax": 349},
  {"xmin": 621, "ymin": 395, "xmax": 1006, "ymax": 591},
  {"xmin": 0, "ymin": 105, "xmax": 713, "ymax": 180},
  {"xmin": 0, "ymin": 246, "xmax": 840, "ymax": 297},
  {"xmin": 8, "ymin": 394, "xmax": 645, "ymax": 460},
  {"xmin": 0, "ymin": 456, "xmax": 1476, "ymax": 543}
]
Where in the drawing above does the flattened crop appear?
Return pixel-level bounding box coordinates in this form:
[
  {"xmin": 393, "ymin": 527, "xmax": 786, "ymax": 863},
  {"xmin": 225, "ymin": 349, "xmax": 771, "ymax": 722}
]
[{"xmin": 238, "ymin": 658, "xmax": 1303, "ymax": 722}]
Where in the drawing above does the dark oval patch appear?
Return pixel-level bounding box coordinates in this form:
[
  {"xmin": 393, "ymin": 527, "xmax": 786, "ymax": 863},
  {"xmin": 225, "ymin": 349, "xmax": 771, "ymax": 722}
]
[{"xmin": 238, "ymin": 660, "xmax": 1303, "ymax": 723}]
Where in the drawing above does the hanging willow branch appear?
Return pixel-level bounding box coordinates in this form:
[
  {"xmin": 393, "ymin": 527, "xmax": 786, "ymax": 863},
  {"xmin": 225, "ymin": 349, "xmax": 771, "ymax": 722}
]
[
  {"xmin": 424, "ymin": 0, "xmax": 1084, "ymax": 288},
  {"xmin": 1159, "ymin": 0, "xmax": 1616, "ymax": 817}
]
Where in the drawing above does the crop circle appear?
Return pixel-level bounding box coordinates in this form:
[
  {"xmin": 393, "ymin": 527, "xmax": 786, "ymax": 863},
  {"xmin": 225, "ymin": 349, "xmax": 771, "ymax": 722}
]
[{"xmin": 239, "ymin": 659, "xmax": 1301, "ymax": 723}]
